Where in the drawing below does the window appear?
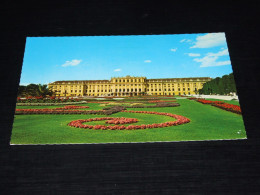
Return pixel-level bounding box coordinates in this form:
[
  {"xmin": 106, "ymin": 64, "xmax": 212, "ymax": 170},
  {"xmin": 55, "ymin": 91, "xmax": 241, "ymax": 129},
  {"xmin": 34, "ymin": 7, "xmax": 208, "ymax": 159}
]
[
  {"xmin": 79, "ymin": 90, "xmax": 81, "ymax": 92},
  {"xmin": 155, "ymin": 89, "xmax": 157, "ymax": 91},
  {"xmin": 75, "ymin": 90, "xmax": 77, "ymax": 92},
  {"xmin": 183, "ymin": 88, "xmax": 185, "ymax": 91},
  {"xmin": 178, "ymin": 88, "xmax": 180, "ymax": 91},
  {"xmin": 139, "ymin": 89, "xmax": 141, "ymax": 92},
  {"xmin": 135, "ymin": 89, "xmax": 137, "ymax": 92},
  {"xmin": 188, "ymin": 88, "xmax": 190, "ymax": 91},
  {"xmin": 172, "ymin": 88, "xmax": 174, "ymax": 91},
  {"xmin": 168, "ymin": 88, "xmax": 171, "ymax": 91}
]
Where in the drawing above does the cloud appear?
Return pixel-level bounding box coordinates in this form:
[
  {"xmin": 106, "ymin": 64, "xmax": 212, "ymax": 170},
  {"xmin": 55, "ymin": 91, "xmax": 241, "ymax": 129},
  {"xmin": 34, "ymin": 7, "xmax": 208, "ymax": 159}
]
[
  {"xmin": 190, "ymin": 33, "xmax": 226, "ymax": 48},
  {"xmin": 180, "ymin": 39, "xmax": 192, "ymax": 43},
  {"xmin": 114, "ymin": 69, "xmax": 122, "ymax": 72},
  {"xmin": 207, "ymin": 49, "xmax": 229, "ymax": 57},
  {"xmin": 170, "ymin": 48, "xmax": 177, "ymax": 52},
  {"xmin": 61, "ymin": 59, "xmax": 82, "ymax": 67},
  {"xmin": 144, "ymin": 60, "xmax": 152, "ymax": 63},
  {"xmin": 187, "ymin": 53, "xmax": 201, "ymax": 57},
  {"xmin": 193, "ymin": 49, "xmax": 231, "ymax": 67}
]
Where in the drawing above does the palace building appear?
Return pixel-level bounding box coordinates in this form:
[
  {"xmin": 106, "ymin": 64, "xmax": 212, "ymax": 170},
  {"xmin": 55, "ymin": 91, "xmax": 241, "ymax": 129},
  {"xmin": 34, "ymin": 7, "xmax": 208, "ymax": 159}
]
[{"xmin": 48, "ymin": 76, "xmax": 211, "ymax": 97}]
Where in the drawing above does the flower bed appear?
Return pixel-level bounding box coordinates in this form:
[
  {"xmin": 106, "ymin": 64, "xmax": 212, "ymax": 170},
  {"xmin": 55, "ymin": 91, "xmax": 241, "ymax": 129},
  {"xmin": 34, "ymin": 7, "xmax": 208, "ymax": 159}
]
[
  {"xmin": 187, "ymin": 97, "xmax": 197, "ymax": 100},
  {"xmin": 16, "ymin": 102, "xmax": 87, "ymax": 106},
  {"xmin": 15, "ymin": 109, "xmax": 106, "ymax": 115},
  {"xmin": 17, "ymin": 96, "xmax": 82, "ymax": 103},
  {"xmin": 59, "ymin": 105, "xmax": 90, "ymax": 109},
  {"xmin": 148, "ymin": 100, "xmax": 176, "ymax": 103},
  {"xmin": 212, "ymin": 103, "xmax": 241, "ymax": 114},
  {"xmin": 193, "ymin": 98, "xmax": 241, "ymax": 114},
  {"xmin": 106, "ymin": 117, "xmax": 138, "ymax": 124},
  {"xmin": 125, "ymin": 102, "xmax": 180, "ymax": 108},
  {"xmin": 68, "ymin": 111, "xmax": 190, "ymax": 130}
]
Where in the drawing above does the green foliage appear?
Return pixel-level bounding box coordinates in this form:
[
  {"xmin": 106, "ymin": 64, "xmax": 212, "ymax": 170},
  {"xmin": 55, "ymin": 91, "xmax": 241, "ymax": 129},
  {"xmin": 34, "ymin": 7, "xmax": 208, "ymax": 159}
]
[
  {"xmin": 17, "ymin": 84, "xmax": 53, "ymax": 97},
  {"xmin": 199, "ymin": 73, "xmax": 237, "ymax": 95}
]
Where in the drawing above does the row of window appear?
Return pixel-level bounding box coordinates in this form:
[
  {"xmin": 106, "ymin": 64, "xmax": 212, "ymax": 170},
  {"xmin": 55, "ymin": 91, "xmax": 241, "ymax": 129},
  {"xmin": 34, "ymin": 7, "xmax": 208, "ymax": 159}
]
[
  {"xmin": 115, "ymin": 79, "xmax": 143, "ymax": 83},
  {"xmin": 115, "ymin": 88, "xmax": 142, "ymax": 92},
  {"xmin": 147, "ymin": 88, "xmax": 196, "ymax": 92},
  {"xmin": 60, "ymin": 87, "xmax": 198, "ymax": 93},
  {"xmin": 52, "ymin": 83, "xmax": 200, "ymax": 90}
]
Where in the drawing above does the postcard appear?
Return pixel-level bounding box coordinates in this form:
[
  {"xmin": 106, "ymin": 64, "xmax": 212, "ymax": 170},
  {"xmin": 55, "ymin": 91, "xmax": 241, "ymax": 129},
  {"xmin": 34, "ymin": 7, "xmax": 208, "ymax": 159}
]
[{"xmin": 11, "ymin": 33, "xmax": 247, "ymax": 144}]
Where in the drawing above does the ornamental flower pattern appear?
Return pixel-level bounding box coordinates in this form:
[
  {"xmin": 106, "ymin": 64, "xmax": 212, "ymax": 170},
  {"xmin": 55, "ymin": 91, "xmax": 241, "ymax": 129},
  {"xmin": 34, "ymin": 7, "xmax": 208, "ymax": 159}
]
[{"xmin": 67, "ymin": 111, "xmax": 190, "ymax": 130}]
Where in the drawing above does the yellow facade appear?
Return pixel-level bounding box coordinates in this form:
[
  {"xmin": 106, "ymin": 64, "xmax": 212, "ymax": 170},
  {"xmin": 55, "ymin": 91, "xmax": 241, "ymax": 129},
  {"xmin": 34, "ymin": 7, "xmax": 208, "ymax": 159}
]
[{"xmin": 48, "ymin": 76, "xmax": 211, "ymax": 97}]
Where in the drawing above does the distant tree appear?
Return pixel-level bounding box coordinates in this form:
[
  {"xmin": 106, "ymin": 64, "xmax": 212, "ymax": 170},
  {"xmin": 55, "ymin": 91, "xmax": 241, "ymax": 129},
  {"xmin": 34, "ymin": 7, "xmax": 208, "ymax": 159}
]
[
  {"xmin": 36, "ymin": 84, "xmax": 53, "ymax": 97},
  {"xmin": 199, "ymin": 73, "xmax": 237, "ymax": 95},
  {"xmin": 17, "ymin": 84, "xmax": 53, "ymax": 97}
]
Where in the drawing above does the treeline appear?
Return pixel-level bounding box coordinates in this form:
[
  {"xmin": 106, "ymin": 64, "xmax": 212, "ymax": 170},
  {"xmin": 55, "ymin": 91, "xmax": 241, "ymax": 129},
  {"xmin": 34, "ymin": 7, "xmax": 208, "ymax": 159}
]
[
  {"xmin": 18, "ymin": 84, "xmax": 53, "ymax": 97},
  {"xmin": 198, "ymin": 73, "xmax": 237, "ymax": 95}
]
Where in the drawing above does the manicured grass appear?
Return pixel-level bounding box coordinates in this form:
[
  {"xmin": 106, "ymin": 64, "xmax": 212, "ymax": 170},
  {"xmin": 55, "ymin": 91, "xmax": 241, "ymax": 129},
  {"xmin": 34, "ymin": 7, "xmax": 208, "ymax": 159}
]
[{"xmin": 11, "ymin": 99, "xmax": 246, "ymax": 144}]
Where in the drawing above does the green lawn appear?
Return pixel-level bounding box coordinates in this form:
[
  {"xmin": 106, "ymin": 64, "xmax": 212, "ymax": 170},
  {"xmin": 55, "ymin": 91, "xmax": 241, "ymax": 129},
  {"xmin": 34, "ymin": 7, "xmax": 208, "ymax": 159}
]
[{"xmin": 11, "ymin": 99, "xmax": 247, "ymax": 144}]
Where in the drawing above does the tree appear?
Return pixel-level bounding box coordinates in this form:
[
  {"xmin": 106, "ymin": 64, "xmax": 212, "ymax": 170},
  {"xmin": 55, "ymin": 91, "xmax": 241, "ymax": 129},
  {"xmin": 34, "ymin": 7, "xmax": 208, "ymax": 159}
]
[
  {"xmin": 199, "ymin": 73, "xmax": 237, "ymax": 95},
  {"xmin": 17, "ymin": 84, "xmax": 53, "ymax": 97},
  {"xmin": 36, "ymin": 84, "xmax": 53, "ymax": 97}
]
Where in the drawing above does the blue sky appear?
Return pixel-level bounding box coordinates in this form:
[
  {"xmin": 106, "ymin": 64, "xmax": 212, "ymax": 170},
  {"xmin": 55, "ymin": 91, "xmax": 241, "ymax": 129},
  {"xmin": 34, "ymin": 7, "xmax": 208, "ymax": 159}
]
[{"xmin": 20, "ymin": 33, "xmax": 233, "ymax": 85}]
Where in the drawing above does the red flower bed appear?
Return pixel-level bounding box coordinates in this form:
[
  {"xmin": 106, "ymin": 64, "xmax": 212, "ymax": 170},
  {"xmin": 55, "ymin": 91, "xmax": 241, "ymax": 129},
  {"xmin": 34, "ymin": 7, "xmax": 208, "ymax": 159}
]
[
  {"xmin": 68, "ymin": 111, "xmax": 190, "ymax": 130},
  {"xmin": 196, "ymin": 99, "xmax": 214, "ymax": 104},
  {"xmin": 212, "ymin": 103, "xmax": 241, "ymax": 114},
  {"xmin": 106, "ymin": 117, "xmax": 138, "ymax": 124},
  {"xmin": 16, "ymin": 105, "xmax": 89, "ymax": 113},
  {"xmin": 87, "ymin": 101, "xmax": 111, "ymax": 104},
  {"xmin": 58, "ymin": 105, "xmax": 90, "ymax": 109},
  {"xmin": 148, "ymin": 100, "xmax": 176, "ymax": 103},
  {"xmin": 195, "ymin": 98, "xmax": 241, "ymax": 114},
  {"xmin": 188, "ymin": 97, "xmax": 197, "ymax": 100}
]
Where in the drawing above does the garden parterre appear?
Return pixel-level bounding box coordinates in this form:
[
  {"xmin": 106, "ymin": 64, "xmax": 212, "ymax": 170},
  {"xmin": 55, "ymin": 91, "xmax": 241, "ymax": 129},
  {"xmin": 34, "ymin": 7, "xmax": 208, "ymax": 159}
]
[{"xmin": 11, "ymin": 97, "xmax": 246, "ymax": 144}]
